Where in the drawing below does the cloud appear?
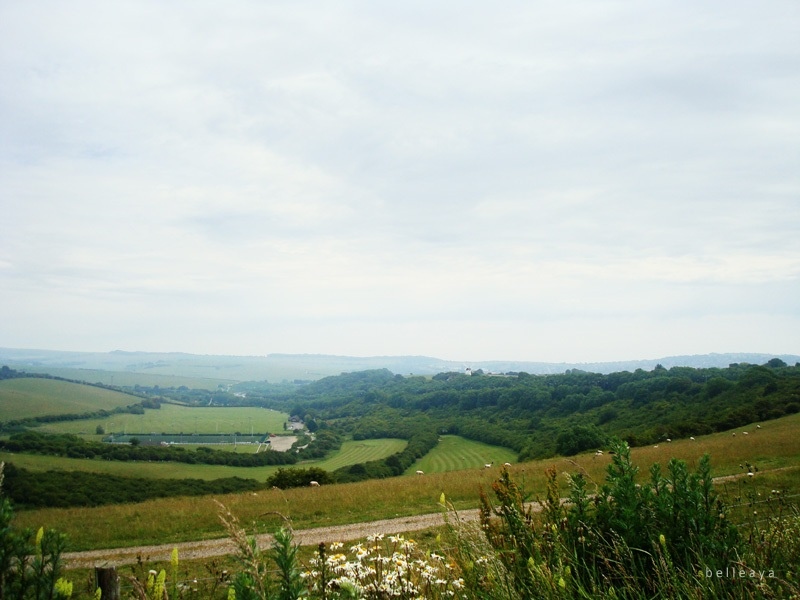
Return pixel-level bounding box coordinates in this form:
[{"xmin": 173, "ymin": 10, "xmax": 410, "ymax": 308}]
[{"xmin": 1, "ymin": 1, "xmax": 799, "ymax": 361}]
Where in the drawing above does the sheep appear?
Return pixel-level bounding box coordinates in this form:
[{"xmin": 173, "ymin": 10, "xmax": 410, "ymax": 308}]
[
  {"xmin": 742, "ymin": 431, "xmax": 748, "ymax": 435},
  {"xmin": 503, "ymin": 462, "xmax": 512, "ymax": 467},
  {"xmin": 309, "ymin": 481, "xmax": 320, "ymax": 487},
  {"xmin": 756, "ymin": 424, "xmax": 762, "ymax": 429},
  {"xmin": 666, "ymin": 438, "xmax": 672, "ymax": 443},
  {"xmin": 415, "ymin": 470, "xmax": 424, "ymax": 475},
  {"xmin": 690, "ymin": 437, "xmax": 695, "ymax": 441},
  {"xmin": 484, "ymin": 462, "xmax": 493, "ymax": 469}
]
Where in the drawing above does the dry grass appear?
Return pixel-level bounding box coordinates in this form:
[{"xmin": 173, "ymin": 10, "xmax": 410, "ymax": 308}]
[{"xmin": 11, "ymin": 413, "xmax": 800, "ymax": 553}]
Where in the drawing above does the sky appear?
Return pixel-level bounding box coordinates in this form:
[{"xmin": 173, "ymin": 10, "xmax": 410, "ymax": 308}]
[{"xmin": 1, "ymin": 2, "xmax": 799, "ymax": 363}]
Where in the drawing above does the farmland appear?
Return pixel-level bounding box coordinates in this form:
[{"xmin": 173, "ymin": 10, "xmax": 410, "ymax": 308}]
[
  {"xmin": 10, "ymin": 366, "xmax": 234, "ymax": 390},
  {"xmin": 406, "ymin": 435, "xmax": 516, "ymax": 473},
  {"xmin": 0, "ymin": 436, "xmax": 408, "ymax": 481},
  {"xmin": 314, "ymin": 438, "xmax": 407, "ymax": 470},
  {"xmin": 35, "ymin": 403, "xmax": 291, "ymax": 439},
  {"xmin": 0, "ymin": 378, "xmax": 138, "ymax": 421},
  {"xmin": 6, "ymin": 411, "xmax": 800, "ymax": 553}
]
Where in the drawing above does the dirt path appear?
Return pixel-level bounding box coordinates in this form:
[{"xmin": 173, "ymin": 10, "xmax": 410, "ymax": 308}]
[
  {"xmin": 62, "ymin": 509, "xmax": 480, "ymax": 570},
  {"xmin": 62, "ymin": 467, "xmax": 795, "ymax": 570}
]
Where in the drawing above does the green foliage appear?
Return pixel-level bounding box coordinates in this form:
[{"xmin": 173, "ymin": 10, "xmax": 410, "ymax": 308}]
[
  {"xmin": 2, "ymin": 462, "xmax": 263, "ymax": 508},
  {"xmin": 469, "ymin": 443, "xmax": 799, "ymax": 598},
  {"xmin": 555, "ymin": 424, "xmax": 607, "ymax": 456},
  {"xmin": 0, "ymin": 431, "xmax": 297, "ymax": 467},
  {"xmin": 0, "ymin": 463, "xmax": 72, "ymax": 599},
  {"xmin": 266, "ymin": 467, "xmax": 332, "ymax": 489}
]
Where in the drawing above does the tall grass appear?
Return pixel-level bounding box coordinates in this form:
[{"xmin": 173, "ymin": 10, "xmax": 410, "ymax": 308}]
[{"xmin": 10, "ymin": 413, "xmax": 800, "ymax": 552}]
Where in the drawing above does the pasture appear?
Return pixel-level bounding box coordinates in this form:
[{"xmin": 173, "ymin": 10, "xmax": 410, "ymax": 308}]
[
  {"xmin": 407, "ymin": 435, "xmax": 517, "ymax": 474},
  {"xmin": 0, "ymin": 378, "xmax": 137, "ymax": 421},
  {"xmin": 312, "ymin": 438, "xmax": 407, "ymax": 470},
  {"xmin": 36, "ymin": 404, "xmax": 290, "ymax": 439},
  {"xmin": 11, "ymin": 367, "xmax": 233, "ymax": 389},
  {"xmin": 9, "ymin": 412, "xmax": 800, "ymax": 553}
]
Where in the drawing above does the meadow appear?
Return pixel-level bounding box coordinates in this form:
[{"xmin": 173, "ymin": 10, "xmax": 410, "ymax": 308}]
[
  {"xmin": 9, "ymin": 412, "xmax": 800, "ymax": 553},
  {"xmin": 0, "ymin": 378, "xmax": 138, "ymax": 421},
  {"xmin": 406, "ymin": 435, "xmax": 517, "ymax": 473},
  {"xmin": 35, "ymin": 404, "xmax": 290, "ymax": 439},
  {"xmin": 0, "ymin": 437, "xmax": 406, "ymax": 481},
  {"xmin": 5, "ymin": 367, "xmax": 234, "ymax": 390}
]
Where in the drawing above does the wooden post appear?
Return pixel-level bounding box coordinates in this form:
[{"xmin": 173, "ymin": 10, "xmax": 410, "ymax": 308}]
[{"xmin": 95, "ymin": 566, "xmax": 120, "ymax": 600}]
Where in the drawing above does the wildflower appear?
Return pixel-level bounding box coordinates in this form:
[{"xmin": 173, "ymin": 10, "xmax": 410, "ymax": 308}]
[
  {"xmin": 35, "ymin": 527, "xmax": 44, "ymax": 557},
  {"xmin": 227, "ymin": 587, "xmax": 236, "ymax": 600},
  {"xmin": 171, "ymin": 547, "xmax": 179, "ymax": 572},
  {"xmin": 659, "ymin": 533, "xmax": 666, "ymax": 548}
]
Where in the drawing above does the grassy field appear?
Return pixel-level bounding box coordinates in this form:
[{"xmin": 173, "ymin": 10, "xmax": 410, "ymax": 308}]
[
  {"xmin": 0, "ymin": 378, "xmax": 138, "ymax": 421},
  {"xmin": 11, "ymin": 367, "xmax": 234, "ymax": 389},
  {"xmin": 407, "ymin": 435, "xmax": 517, "ymax": 474},
  {"xmin": 0, "ymin": 451, "xmax": 285, "ymax": 480},
  {"xmin": 0, "ymin": 437, "xmax": 406, "ymax": 481},
  {"xmin": 35, "ymin": 404, "xmax": 290, "ymax": 439},
  {"xmin": 313, "ymin": 438, "xmax": 407, "ymax": 470},
  {"xmin": 9, "ymin": 412, "xmax": 800, "ymax": 553}
]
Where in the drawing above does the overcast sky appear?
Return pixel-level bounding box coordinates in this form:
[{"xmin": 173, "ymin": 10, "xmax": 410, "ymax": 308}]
[{"xmin": 1, "ymin": 2, "xmax": 799, "ymax": 363}]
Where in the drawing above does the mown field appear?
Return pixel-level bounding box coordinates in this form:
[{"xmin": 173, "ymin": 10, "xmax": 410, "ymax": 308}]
[
  {"xmin": 35, "ymin": 404, "xmax": 291, "ymax": 439},
  {"xmin": 313, "ymin": 438, "xmax": 407, "ymax": 470},
  {"xmin": 0, "ymin": 378, "xmax": 138, "ymax": 421},
  {"xmin": 406, "ymin": 435, "xmax": 517, "ymax": 474},
  {"xmin": 9, "ymin": 412, "xmax": 800, "ymax": 553}
]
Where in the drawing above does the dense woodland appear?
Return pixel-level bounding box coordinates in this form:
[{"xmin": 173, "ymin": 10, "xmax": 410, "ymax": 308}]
[{"xmin": 1, "ymin": 359, "xmax": 799, "ymax": 505}]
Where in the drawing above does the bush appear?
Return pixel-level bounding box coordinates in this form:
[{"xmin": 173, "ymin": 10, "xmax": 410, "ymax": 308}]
[
  {"xmin": 462, "ymin": 440, "xmax": 798, "ymax": 599},
  {"xmin": 0, "ymin": 463, "xmax": 72, "ymax": 599}
]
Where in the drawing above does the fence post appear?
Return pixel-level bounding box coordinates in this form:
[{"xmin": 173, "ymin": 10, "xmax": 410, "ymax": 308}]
[{"xmin": 95, "ymin": 566, "xmax": 120, "ymax": 600}]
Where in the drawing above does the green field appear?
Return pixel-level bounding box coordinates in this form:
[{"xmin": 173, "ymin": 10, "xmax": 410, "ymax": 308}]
[
  {"xmin": 35, "ymin": 404, "xmax": 290, "ymax": 439},
  {"xmin": 406, "ymin": 435, "xmax": 517, "ymax": 474},
  {"xmin": 12, "ymin": 367, "xmax": 233, "ymax": 389},
  {"xmin": 8, "ymin": 412, "xmax": 799, "ymax": 555},
  {"xmin": 312, "ymin": 438, "xmax": 408, "ymax": 470},
  {"xmin": 0, "ymin": 436, "xmax": 406, "ymax": 481},
  {"xmin": 0, "ymin": 451, "xmax": 284, "ymax": 480},
  {"xmin": 0, "ymin": 378, "xmax": 138, "ymax": 421}
]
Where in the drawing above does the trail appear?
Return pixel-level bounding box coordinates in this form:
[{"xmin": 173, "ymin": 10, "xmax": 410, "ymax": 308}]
[
  {"xmin": 62, "ymin": 467, "xmax": 795, "ymax": 570},
  {"xmin": 62, "ymin": 508, "xmax": 480, "ymax": 570}
]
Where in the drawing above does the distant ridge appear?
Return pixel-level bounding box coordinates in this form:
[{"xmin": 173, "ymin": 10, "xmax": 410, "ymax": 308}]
[{"xmin": 0, "ymin": 347, "xmax": 797, "ymax": 382}]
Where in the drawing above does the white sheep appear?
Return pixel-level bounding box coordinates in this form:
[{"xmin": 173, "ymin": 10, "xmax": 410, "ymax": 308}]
[
  {"xmin": 415, "ymin": 470, "xmax": 424, "ymax": 475},
  {"xmin": 309, "ymin": 481, "xmax": 320, "ymax": 487}
]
